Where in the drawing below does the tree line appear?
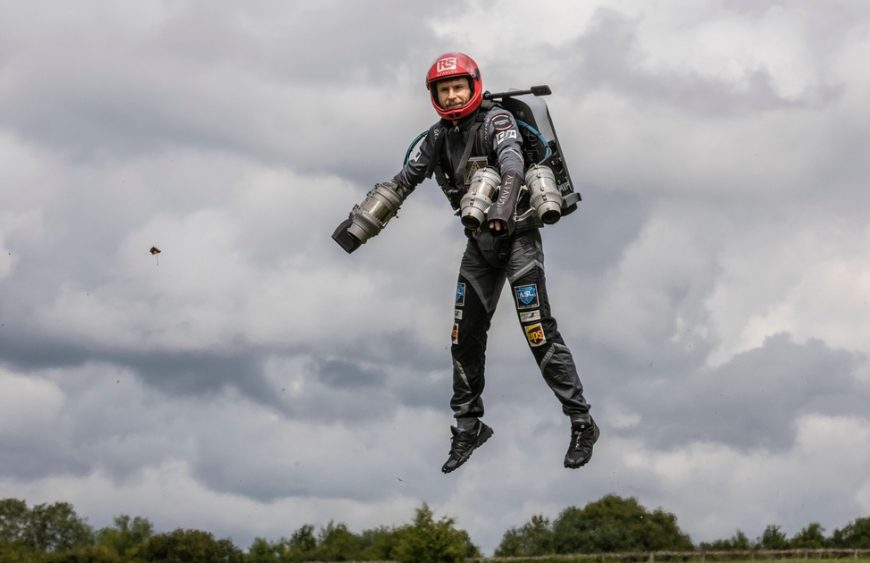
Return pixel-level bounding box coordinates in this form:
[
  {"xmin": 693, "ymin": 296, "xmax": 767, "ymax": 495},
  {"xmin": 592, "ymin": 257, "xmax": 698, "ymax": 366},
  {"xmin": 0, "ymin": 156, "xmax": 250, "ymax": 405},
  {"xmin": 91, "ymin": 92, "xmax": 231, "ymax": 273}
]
[
  {"xmin": 0, "ymin": 499, "xmax": 475, "ymax": 562},
  {"xmin": 494, "ymin": 494, "xmax": 870, "ymax": 557},
  {"xmin": 2, "ymin": 494, "xmax": 870, "ymax": 562}
]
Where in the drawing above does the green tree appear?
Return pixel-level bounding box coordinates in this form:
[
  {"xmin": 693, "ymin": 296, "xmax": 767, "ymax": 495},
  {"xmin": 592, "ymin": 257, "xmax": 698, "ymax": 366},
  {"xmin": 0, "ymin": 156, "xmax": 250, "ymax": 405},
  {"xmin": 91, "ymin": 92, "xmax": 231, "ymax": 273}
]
[
  {"xmin": 700, "ymin": 530, "xmax": 753, "ymax": 551},
  {"xmin": 552, "ymin": 494, "xmax": 693, "ymax": 554},
  {"xmin": 790, "ymin": 522, "xmax": 827, "ymax": 549},
  {"xmin": 392, "ymin": 504, "xmax": 479, "ymax": 563},
  {"xmin": 96, "ymin": 515, "xmax": 153, "ymax": 556},
  {"xmin": 831, "ymin": 517, "xmax": 870, "ymax": 548},
  {"xmin": 357, "ymin": 526, "xmax": 401, "ymax": 561},
  {"xmin": 137, "ymin": 529, "xmax": 243, "ymax": 562},
  {"xmin": 287, "ymin": 524, "xmax": 316, "ymax": 556},
  {"xmin": 0, "ymin": 542, "xmax": 43, "ymax": 563},
  {"xmin": 1, "ymin": 498, "xmax": 30, "ymax": 545},
  {"xmin": 759, "ymin": 524, "xmax": 789, "ymax": 550},
  {"xmin": 45, "ymin": 545, "xmax": 125, "ymax": 562},
  {"xmin": 24, "ymin": 502, "xmax": 93, "ymax": 553},
  {"xmin": 494, "ymin": 514, "xmax": 553, "ymax": 557},
  {"xmin": 246, "ymin": 537, "xmax": 279, "ymax": 562},
  {"xmin": 272, "ymin": 523, "xmax": 318, "ymax": 561},
  {"xmin": 312, "ymin": 521, "xmax": 360, "ymax": 561}
]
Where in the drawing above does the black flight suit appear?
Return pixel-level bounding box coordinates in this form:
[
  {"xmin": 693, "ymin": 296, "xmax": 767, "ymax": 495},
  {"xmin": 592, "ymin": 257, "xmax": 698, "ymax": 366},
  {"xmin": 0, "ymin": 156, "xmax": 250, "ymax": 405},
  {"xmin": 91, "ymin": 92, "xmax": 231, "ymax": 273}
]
[{"xmin": 393, "ymin": 103, "xmax": 591, "ymax": 428}]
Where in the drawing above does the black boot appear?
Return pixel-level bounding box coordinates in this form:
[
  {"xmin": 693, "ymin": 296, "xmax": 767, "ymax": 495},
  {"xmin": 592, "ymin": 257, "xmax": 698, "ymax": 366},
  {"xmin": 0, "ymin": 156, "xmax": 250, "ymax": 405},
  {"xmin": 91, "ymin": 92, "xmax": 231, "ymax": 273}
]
[
  {"xmin": 564, "ymin": 418, "xmax": 599, "ymax": 468},
  {"xmin": 441, "ymin": 421, "xmax": 494, "ymax": 473}
]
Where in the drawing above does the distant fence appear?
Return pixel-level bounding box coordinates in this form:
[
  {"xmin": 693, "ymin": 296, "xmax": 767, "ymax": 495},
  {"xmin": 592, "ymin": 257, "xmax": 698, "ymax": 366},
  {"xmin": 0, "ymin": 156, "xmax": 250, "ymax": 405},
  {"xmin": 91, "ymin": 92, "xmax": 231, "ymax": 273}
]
[{"xmin": 476, "ymin": 549, "xmax": 870, "ymax": 563}]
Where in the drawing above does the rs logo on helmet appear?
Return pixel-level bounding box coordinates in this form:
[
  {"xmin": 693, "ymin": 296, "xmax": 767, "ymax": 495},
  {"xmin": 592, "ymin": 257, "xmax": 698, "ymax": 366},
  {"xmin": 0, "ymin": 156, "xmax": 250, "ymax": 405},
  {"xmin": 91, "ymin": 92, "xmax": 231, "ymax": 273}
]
[{"xmin": 437, "ymin": 58, "xmax": 457, "ymax": 72}]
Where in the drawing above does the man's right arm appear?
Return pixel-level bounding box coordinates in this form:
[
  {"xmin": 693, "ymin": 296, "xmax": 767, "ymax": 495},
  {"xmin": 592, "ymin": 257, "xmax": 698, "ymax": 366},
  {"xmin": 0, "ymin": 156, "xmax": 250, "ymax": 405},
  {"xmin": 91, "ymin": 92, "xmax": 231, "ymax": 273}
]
[
  {"xmin": 392, "ymin": 124, "xmax": 442, "ymax": 193},
  {"xmin": 332, "ymin": 126, "xmax": 440, "ymax": 254}
]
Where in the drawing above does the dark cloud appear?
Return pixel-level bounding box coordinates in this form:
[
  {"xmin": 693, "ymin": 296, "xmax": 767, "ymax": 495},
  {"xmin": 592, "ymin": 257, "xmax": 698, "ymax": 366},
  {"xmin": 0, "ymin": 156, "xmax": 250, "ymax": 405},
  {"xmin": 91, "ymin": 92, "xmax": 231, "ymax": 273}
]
[
  {"xmin": 0, "ymin": 428, "xmax": 92, "ymax": 481},
  {"xmin": 618, "ymin": 334, "xmax": 867, "ymax": 451},
  {"xmin": 721, "ymin": 0, "xmax": 784, "ymax": 16},
  {"xmin": 568, "ymin": 8, "xmax": 843, "ymax": 115},
  {"xmin": 0, "ymin": 332, "xmax": 92, "ymax": 372},
  {"xmin": 311, "ymin": 351, "xmax": 449, "ymax": 410},
  {"xmin": 143, "ymin": 0, "xmax": 459, "ymax": 85},
  {"xmin": 0, "ymin": 330, "xmax": 282, "ymax": 417},
  {"xmin": 0, "ymin": 1, "xmax": 456, "ymax": 166},
  {"xmin": 125, "ymin": 349, "xmax": 275, "ymax": 400},
  {"xmin": 0, "ymin": 365, "xmax": 183, "ymax": 482},
  {"xmin": 544, "ymin": 188, "xmax": 653, "ymax": 275},
  {"xmin": 313, "ymin": 357, "xmax": 384, "ymax": 389},
  {"xmin": 0, "ymin": 329, "xmax": 446, "ymax": 426}
]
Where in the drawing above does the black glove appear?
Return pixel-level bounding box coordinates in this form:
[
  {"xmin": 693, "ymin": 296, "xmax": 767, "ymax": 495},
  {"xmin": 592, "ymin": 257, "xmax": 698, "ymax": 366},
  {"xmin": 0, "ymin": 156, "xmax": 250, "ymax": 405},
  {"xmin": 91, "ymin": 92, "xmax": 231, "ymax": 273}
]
[
  {"xmin": 332, "ymin": 215, "xmax": 362, "ymax": 254},
  {"xmin": 486, "ymin": 170, "xmax": 522, "ymax": 236}
]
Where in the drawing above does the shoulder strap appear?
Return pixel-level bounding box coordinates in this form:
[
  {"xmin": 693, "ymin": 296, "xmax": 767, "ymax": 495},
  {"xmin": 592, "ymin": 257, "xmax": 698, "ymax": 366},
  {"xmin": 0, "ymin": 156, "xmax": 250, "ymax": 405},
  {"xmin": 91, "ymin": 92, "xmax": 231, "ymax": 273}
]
[
  {"xmin": 424, "ymin": 123, "xmax": 447, "ymax": 180},
  {"xmin": 454, "ymin": 121, "xmax": 483, "ymax": 184},
  {"xmin": 454, "ymin": 102, "xmax": 495, "ymax": 184},
  {"xmin": 475, "ymin": 100, "xmax": 501, "ymax": 166},
  {"xmin": 418, "ymin": 123, "xmax": 452, "ymax": 193}
]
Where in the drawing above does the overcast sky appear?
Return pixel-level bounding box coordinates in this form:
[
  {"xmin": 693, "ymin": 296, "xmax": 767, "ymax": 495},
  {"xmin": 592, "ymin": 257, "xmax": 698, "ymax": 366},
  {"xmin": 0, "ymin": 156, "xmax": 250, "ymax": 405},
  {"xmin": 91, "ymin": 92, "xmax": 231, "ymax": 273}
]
[{"xmin": 2, "ymin": 0, "xmax": 869, "ymax": 556}]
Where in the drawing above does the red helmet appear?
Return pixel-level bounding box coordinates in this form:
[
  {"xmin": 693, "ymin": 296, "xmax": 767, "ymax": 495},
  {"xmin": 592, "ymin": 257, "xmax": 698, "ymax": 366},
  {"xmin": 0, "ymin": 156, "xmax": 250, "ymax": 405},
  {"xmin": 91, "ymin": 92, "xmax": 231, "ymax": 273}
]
[{"xmin": 426, "ymin": 52, "xmax": 483, "ymax": 121}]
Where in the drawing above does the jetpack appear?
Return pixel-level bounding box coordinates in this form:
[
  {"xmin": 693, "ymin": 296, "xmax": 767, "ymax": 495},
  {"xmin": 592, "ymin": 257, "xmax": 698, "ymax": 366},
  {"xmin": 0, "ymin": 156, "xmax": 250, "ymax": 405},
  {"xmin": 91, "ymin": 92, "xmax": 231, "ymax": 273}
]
[
  {"xmin": 488, "ymin": 85, "xmax": 581, "ymax": 216},
  {"xmin": 403, "ymin": 85, "xmax": 580, "ymax": 223}
]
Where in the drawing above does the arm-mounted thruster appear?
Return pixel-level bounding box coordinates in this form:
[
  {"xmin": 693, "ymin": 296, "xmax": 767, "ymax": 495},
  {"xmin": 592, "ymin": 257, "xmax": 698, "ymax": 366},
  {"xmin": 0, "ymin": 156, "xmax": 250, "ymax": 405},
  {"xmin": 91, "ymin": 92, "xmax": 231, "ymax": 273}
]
[{"xmin": 331, "ymin": 180, "xmax": 410, "ymax": 254}]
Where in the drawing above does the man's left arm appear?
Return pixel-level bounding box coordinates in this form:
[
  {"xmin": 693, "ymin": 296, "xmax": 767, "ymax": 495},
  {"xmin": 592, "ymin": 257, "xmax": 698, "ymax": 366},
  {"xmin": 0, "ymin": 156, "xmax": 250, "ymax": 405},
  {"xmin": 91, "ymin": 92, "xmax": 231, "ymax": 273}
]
[{"xmin": 484, "ymin": 109, "xmax": 524, "ymax": 235}]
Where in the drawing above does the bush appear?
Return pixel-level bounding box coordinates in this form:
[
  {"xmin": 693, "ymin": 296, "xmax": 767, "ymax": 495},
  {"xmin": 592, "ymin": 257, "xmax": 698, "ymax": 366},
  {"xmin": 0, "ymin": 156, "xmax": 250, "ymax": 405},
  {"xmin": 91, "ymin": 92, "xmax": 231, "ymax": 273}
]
[{"xmin": 137, "ymin": 529, "xmax": 244, "ymax": 562}]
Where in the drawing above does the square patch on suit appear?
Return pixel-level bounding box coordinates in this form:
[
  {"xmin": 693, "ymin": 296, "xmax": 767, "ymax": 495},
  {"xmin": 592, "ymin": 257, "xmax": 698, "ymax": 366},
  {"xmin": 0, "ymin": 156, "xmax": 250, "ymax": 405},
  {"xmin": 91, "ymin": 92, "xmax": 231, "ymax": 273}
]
[
  {"xmin": 524, "ymin": 322, "xmax": 547, "ymax": 347},
  {"xmin": 455, "ymin": 282, "xmax": 466, "ymax": 307},
  {"xmin": 514, "ymin": 284, "xmax": 539, "ymax": 310}
]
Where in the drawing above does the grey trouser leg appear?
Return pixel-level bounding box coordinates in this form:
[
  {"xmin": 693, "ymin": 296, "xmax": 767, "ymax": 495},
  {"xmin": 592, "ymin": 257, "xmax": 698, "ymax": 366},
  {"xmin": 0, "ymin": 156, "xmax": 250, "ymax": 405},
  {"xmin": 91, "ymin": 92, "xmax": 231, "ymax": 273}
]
[{"xmin": 450, "ymin": 229, "xmax": 591, "ymax": 425}]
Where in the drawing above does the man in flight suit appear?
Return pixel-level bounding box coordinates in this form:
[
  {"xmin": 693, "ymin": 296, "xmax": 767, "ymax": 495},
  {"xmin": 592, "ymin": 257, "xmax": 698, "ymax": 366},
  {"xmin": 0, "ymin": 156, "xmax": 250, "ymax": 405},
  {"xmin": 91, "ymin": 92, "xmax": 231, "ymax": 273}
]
[{"xmin": 339, "ymin": 53, "xmax": 599, "ymax": 473}]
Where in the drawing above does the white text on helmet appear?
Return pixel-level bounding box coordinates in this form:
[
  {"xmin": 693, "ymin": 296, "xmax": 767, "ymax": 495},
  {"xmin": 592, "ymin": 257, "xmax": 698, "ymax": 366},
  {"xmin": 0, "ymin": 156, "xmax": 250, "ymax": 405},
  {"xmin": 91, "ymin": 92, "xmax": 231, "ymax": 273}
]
[{"xmin": 436, "ymin": 57, "xmax": 457, "ymax": 73}]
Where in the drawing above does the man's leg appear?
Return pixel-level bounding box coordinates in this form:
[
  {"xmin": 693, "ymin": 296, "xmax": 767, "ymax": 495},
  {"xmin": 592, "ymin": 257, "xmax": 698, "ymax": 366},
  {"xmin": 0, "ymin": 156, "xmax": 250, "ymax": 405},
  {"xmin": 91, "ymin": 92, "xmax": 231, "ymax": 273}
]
[
  {"xmin": 450, "ymin": 236, "xmax": 505, "ymax": 425},
  {"xmin": 443, "ymin": 236, "xmax": 504, "ymax": 473},
  {"xmin": 506, "ymin": 230, "xmax": 598, "ymax": 468}
]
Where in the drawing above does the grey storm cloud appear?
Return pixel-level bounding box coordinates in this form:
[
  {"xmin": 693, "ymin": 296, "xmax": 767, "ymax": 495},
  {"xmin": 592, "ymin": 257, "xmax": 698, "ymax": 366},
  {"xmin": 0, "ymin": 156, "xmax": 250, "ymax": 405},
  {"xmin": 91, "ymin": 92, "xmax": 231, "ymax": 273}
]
[
  {"xmin": 569, "ymin": 8, "xmax": 844, "ymax": 114},
  {"xmin": 618, "ymin": 334, "xmax": 867, "ymax": 451},
  {"xmin": 542, "ymin": 189, "xmax": 653, "ymax": 276},
  {"xmin": 0, "ymin": 0, "xmax": 458, "ymax": 168},
  {"xmin": 313, "ymin": 357, "xmax": 387, "ymax": 389},
  {"xmin": 1, "ymin": 422, "xmax": 92, "ymax": 481},
  {"xmin": 311, "ymin": 353, "xmax": 448, "ymax": 411}
]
